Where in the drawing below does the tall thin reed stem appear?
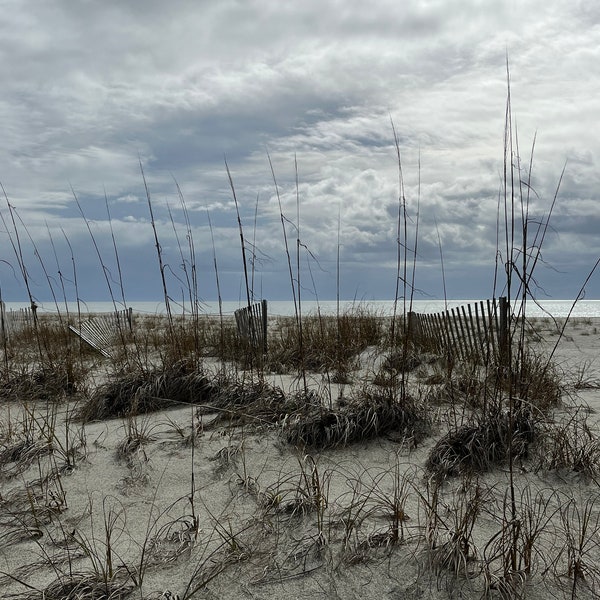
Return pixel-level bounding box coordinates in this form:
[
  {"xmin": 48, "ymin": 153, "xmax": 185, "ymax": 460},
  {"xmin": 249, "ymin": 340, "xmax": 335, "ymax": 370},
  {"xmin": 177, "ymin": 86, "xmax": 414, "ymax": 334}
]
[
  {"xmin": 139, "ymin": 159, "xmax": 177, "ymax": 357},
  {"xmin": 294, "ymin": 155, "xmax": 307, "ymax": 393},
  {"xmin": 206, "ymin": 209, "xmax": 225, "ymax": 360}
]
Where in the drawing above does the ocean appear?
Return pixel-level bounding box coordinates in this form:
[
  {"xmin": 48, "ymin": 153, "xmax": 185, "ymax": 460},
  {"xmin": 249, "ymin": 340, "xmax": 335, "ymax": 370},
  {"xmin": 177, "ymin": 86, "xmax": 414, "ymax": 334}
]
[{"xmin": 6, "ymin": 298, "xmax": 600, "ymax": 318}]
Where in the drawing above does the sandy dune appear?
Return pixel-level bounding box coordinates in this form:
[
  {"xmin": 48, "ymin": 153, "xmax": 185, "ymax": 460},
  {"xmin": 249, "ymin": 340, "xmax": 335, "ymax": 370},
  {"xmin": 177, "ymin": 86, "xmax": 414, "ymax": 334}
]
[{"xmin": 1, "ymin": 317, "xmax": 600, "ymax": 599}]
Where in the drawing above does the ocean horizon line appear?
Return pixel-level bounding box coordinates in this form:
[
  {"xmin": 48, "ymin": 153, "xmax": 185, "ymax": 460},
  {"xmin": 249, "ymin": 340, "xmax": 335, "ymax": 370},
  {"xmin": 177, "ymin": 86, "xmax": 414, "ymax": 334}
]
[{"xmin": 4, "ymin": 298, "xmax": 600, "ymax": 319}]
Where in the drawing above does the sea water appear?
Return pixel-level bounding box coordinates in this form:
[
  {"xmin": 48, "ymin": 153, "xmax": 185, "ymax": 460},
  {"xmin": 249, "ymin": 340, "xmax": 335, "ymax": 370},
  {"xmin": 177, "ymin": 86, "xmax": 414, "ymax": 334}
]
[{"xmin": 6, "ymin": 298, "xmax": 600, "ymax": 318}]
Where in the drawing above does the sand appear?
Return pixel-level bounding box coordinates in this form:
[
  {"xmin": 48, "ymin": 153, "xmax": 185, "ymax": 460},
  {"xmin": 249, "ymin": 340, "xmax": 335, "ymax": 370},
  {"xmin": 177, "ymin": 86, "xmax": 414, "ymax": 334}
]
[{"xmin": 1, "ymin": 317, "xmax": 600, "ymax": 599}]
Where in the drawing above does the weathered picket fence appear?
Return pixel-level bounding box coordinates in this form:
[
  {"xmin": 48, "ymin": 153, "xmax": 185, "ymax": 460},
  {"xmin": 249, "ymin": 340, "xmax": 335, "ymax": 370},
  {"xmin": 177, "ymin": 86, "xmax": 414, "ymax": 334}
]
[
  {"xmin": 234, "ymin": 300, "xmax": 268, "ymax": 353},
  {"xmin": 0, "ymin": 302, "xmax": 36, "ymax": 341},
  {"xmin": 408, "ymin": 297, "xmax": 510, "ymax": 364}
]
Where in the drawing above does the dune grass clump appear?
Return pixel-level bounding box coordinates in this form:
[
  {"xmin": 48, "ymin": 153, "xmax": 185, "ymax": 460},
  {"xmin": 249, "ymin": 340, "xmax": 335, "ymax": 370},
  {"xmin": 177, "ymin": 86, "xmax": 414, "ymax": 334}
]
[
  {"xmin": 503, "ymin": 349, "xmax": 563, "ymax": 412},
  {"xmin": 19, "ymin": 572, "xmax": 136, "ymax": 600},
  {"xmin": 196, "ymin": 376, "xmax": 319, "ymax": 428},
  {"xmin": 0, "ymin": 366, "xmax": 77, "ymax": 402},
  {"xmin": 78, "ymin": 360, "xmax": 214, "ymax": 421},
  {"xmin": 283, "ymin": 388, "xmax": 427, "ymax": 450},
  {"xmin": 425, "ymin": 409, "xmax": 536, "ymax": 477},
  {"xmin": 533, "ymin": 407, "xmax": 600, "ymax": 479},
  {"xmin": 0, "ymin": 436, "xmax": 53, "ymax": 480}
]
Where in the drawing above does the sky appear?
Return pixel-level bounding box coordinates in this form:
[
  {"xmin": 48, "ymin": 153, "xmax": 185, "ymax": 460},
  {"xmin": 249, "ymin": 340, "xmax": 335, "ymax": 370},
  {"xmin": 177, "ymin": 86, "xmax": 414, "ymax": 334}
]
[{"xmin": 0, "ymin": 0, "xmax": 599, "ymax": 307}]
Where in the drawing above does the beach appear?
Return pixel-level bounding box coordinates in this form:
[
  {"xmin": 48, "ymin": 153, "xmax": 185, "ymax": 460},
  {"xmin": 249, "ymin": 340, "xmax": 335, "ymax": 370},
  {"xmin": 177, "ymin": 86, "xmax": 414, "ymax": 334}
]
[{"xmin": 1, "ymin": 312, "xmax": 600, "ymax": 599}]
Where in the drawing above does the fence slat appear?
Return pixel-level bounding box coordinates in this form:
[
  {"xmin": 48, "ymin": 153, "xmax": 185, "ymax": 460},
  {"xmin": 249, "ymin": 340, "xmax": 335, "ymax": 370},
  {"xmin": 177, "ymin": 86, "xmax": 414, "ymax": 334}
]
[
  {"xmin": 452, "ymin": 308, "xmax": 467, "ymax": 360},
  {"xmin": 461, "ymin": 305, "xmax": 474, "ymax": 358}
]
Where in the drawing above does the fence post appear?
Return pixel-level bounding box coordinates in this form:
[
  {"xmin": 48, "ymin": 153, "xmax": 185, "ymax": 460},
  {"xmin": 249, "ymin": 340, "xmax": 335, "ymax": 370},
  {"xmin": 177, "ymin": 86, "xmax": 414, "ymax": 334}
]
[
  {"xmin": 407, "ymin": 311, "xmax": 420, "ymax": 342},
  {"xmin": 261, "ymin": 299, "xmax": 268, "ymax": 354},
  {"xmin": 0, "ymin": 301, "xmax": 5, "ymax": 343},
  {"xmin": 499, "ymin": 296, "xmax": 509, "ymax": 366}
]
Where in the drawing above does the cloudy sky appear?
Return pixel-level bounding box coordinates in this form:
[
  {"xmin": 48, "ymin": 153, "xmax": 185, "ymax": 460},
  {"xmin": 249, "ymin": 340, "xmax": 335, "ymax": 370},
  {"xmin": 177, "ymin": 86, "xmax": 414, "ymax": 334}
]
[{"xmin": 0, "ymin": 0, "xmax": 599, "ymax": 307}]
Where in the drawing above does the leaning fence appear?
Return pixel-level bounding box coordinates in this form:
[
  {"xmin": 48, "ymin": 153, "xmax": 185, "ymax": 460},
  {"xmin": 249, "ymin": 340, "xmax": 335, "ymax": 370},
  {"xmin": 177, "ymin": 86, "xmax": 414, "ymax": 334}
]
[
  {"xmin": 68, "ymin": 308, "xmax": 134, "ymax": 358},
  {"xmin": 408, "ymin": 297, "xmax": 510, "ymax": 364}
]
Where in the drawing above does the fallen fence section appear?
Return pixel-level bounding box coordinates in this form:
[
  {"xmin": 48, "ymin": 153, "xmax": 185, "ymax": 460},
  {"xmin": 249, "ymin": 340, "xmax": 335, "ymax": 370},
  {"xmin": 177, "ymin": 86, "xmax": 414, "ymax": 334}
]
[
  {"xmin": 69, "ymin": 308, "xmax": 134, "ymax": 358},
  {"xmin": 408, "ymin": 297, "xmax": 510, "ymax": 365},
  {"xmin": 234, "ymin": 300, "xmax": 268, "ymax": 353}
]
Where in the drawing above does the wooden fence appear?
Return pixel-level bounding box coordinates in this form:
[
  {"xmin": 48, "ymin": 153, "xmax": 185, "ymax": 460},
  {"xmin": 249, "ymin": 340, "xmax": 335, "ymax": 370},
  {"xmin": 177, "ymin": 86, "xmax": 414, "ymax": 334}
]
[
  {"xmin": 69, "ymin": 308, "xmax": 134, "ymax": 358},
  {"xmin": 234, "ymin": 300, "xmax": 268, "ymax": 353},
  {"xmin": 0, "ymin": 302, "xmax": 35, "ymax": 342},
  {"xmin": 408, "ymin": 297, "xmax": 510, "ymax": 364}
]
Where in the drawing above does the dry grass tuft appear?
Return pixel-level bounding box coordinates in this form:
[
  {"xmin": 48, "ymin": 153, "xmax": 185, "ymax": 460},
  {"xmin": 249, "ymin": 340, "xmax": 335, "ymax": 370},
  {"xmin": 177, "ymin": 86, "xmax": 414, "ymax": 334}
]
[
  {"xmin": 283, "ymin": 389, "xmax": 427, "ymax": 449},
  {"xmin": 506, "ymin": 349, "xmax": 563, "ymax": 412},
  {"xmin": 11, "ymin": 571, "xmax": 136, "ymax": 600},
  {"xmin": 0, "ymin": 366, "xmax": 76, "ymax": 402},
  {"xmin": 77, "ymin": 360, "xmax": 213, "ymax": 421},
  {"xmin": 196, "ymin": 377, "xmax": 318, "ymax": 428},
  {"xmin": 533, "ymin": 407, "xmax": 600, "ymax": 479},
  {"xmin": 425, "ymin": 409, "xmax": 536, "ymax": 477}
]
